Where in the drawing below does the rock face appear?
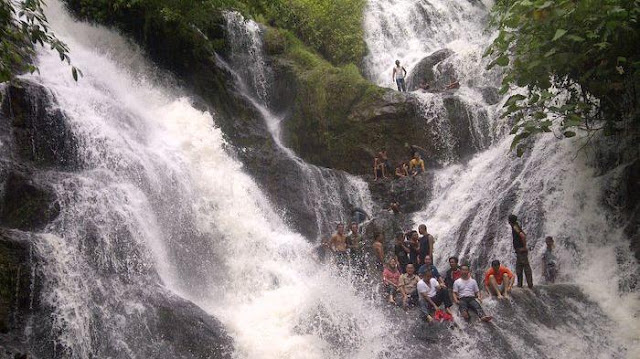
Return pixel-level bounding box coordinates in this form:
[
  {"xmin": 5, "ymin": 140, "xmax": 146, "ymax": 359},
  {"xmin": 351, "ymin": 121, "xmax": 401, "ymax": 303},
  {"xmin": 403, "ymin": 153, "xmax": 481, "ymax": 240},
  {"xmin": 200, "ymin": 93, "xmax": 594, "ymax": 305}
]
[
  {"xmin": 0, "ymin": 81, "xmax": 234, "ymax": 358},
  {"xmin": 406, "ymin": 49, "xmax": 455, "ymax": 92}
]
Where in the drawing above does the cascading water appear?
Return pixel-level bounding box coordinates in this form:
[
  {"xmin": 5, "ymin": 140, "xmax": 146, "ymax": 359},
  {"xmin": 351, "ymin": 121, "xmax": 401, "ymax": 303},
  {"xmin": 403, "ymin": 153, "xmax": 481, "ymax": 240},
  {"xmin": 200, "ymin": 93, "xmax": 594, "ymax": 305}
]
[
  {"xmin": 12, "ymin": 2, "xmax": 390, "ymax": 358},
  {"xmin": 364, "ymin": 0, "xmax": 639, "ymax": 357},
  {"xmin": 365, "ymin": 0, "xmax": 503, "ymax": 164},
  {"xmin": 222, "ymin": 12, "xmax": 374, "ymax": 240}
]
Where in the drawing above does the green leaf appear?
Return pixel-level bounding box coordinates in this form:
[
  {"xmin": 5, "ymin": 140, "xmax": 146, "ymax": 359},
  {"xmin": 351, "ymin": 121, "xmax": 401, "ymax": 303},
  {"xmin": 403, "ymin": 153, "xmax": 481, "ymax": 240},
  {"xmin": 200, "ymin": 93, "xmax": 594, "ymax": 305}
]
[
  {"xmin": 504, "ymin": 94, "xmax": 526, "ymax": 107},
  {"xmin": 516, "ymin": 145, "xmax": 525, "ymax": 157},
  {"xmin": 563, "ymin": 131, "xmax": 576, "ymax": 138},
  {"xmin": 552, "ymin": 29, "xmax": 567, "ymax": 41},
  {"xmin": 72, "ymin": 66, "xmax": 78, "ymax": 81},
  {"xmin": 566, "ymin": 34, "xmax": 585, "ymax": 42}
]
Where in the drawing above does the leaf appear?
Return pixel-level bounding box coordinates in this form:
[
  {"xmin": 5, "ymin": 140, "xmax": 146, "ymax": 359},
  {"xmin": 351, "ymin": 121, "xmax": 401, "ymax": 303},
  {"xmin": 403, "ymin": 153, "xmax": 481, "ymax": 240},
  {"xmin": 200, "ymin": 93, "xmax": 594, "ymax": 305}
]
[
  {"xmin": 504, "ymin": 94, "xmax": 526, "ymax": 107},
  {"xmin": 566, "ymin": 34, "xmax": 585, "ymax": 42},
  {"xmin": 72, "ymin": 66, "xmax": 78, "ymax": 81},
  {"xmin": 516, "ymin": 145, "xmax": 525, "ymax": 157},
  {"xmin": 552, "ymin": 29, "xmax": 567, "ymax": 41},
  {"xmin": 563, "ymin": 131, "xmax": 576, "ymax": 138},
  {"xmin": 544, "ymin": 48, "xmax": 557, "ymax": 57}
]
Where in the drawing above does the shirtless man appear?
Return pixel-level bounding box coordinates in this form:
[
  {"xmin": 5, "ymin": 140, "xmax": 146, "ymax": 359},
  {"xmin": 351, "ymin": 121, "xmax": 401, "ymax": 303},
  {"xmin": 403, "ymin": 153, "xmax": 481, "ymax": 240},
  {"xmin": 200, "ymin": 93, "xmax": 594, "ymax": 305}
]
[
  {"xmin": 373, "ymin": 233, "xmax": 385, "ymax": 270},
  {"xmin": 330, "ymin": 223, "xmax": 348, "ymax": 269}
]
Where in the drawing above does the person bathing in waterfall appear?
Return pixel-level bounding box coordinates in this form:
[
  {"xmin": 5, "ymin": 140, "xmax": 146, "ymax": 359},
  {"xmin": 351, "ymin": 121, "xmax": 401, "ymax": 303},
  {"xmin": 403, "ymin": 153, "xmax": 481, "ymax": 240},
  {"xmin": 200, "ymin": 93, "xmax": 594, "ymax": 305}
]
[
  {"xmin": 330, "ymin": 223, "xmax": 348, "ymax": 269},
  {"xmin": 373, "ymin": 233, "xmax": 385, "ymax": 271},
  {"xmin": 383, "ymin": 258, "xmax": 401, "ymax": 304},
  {"xmin": 418, "ymin": 265, "xmax": 453, "ymax": 322},
  {"xmin": 409, "ymin": 153, "xmax": 425, "ymax": 176},
  {"xmin": 393, "ymin": 60, "xmax": 408, "ymax": 92},
  {"xmin": 399, "ymin": 264, "xmax": 420, "ymax": 309},
  {"xmin": 542, "ymin": 236, "xmax": 558, "ymax": 283},
  {"xmin": 453, "ymin": 264, "xmax": 492, "ymax": 322},
  {"xmin": 509, "ymin": 214, "xmax": 533, "ymax": 289},
  {"xmin": 444, "ymin": 256, "xmax": 462, "ymax": 301},
  {"xmin": 418, "ymin": 224, "xmax": 435, "ymax": 265},
  {"xmin": 347, "ymin": 222, "xmax": 365, "ymax": 275},
  {"xmin": 484, "ymin": 260, "xmax": 515, "ymax": 299},
  {"xmin": 394, "ymin": 231, "xmax": 410, "ymax": 273}
]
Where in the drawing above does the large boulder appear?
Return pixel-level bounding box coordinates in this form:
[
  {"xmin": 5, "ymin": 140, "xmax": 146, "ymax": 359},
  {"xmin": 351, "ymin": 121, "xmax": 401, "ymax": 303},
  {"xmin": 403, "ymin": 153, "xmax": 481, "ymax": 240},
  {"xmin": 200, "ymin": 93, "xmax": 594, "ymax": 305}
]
[
  {"xmin": 0, "ymin": 171, "xmax": 60, "ymax": 231},
  {"xmin": 1, "ymin": 82, "xmax": 79, "ymax": 169},
  {"xmin": 406, "ymin": 49, "xmax": 455, "ymax": 92}
]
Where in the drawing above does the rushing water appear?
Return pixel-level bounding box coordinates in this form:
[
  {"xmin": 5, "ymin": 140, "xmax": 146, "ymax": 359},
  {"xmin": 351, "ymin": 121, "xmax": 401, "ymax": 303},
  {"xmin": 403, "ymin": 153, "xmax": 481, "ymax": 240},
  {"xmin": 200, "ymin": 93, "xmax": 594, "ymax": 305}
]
[
  {"xmin": 222, "ymin": 12, "xmax": 374, "ymax": 240},
  {"xmin": 363, "ymin": 0, "xmax": 640, "ymax": 357},
  {"xmin": 20, "ymin": 2, "xmax": 388, "ymax": 358}
]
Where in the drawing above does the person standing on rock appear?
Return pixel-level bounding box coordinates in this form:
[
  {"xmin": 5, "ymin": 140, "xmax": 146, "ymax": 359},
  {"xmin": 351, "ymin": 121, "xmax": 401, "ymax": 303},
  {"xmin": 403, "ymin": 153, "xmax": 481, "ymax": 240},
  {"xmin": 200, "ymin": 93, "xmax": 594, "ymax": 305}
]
[
  {"xmin": 408, "ymin": 231, "xmax": 420, "ymax": 266},
  {"xmin": 392, "ymin": 60, "xmax": 407, "ymax": 92},
  {"xmin": 542, "ymin": 236, "xmax": 558, "ymax": 283},
  {"xmin": 509, "ymin": 214, "xmax": 533, "ymax": 289},
  {"xmin": 453, "ymin": 264, "xmax": 492, "ymax": 322},
  {"xmin": 372, "ymin": 233, "xmax": 385, "ymax": 270},
  {"xmin": 347, "ymin": 222, "xmax": 365, "ymax": 275},
  {"xmin": 418, "ymin": 224, "xmax": 435, "ymax": 265},
  {"xmin": 394, "ymin": 232, "xmax": 410, "ymax": 273},
  {"xmin": 330, "ymin": 223, "xmax": 349, "ymax": 269}
]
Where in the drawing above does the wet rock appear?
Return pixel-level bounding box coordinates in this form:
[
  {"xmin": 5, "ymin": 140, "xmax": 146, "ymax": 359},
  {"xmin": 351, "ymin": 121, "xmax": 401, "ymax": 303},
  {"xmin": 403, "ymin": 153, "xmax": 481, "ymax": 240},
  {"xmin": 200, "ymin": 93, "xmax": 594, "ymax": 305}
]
[
  {"xmin": 442, "ymin": 95, "xmax": 491, "ymax": 160},
  {"xmin": 406, "ymin": 49, "xmax": 455, "ymax": 92},
  {"xmin": 0, "ymin": 229, "xmax": 46, "ymax": 358},
  {"xmin": 1, "ymin": 81, "xmax": 79, "ymax": 169},
  {"xmin": 480, "ymin": 86, "xmax": 501, "ymax": 105},
  {"xmin": 368, "ymin": 173, "xmax": 433, "ymax": 215},
  {"xmin": 0, "ymin": 172, "xmax": 60, "ymax": 231}
]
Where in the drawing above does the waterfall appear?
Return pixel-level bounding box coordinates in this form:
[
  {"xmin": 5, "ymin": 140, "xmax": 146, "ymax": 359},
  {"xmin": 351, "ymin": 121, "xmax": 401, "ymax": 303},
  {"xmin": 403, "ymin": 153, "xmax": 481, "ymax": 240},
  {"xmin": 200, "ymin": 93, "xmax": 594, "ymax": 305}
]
[
  {"xmin": 364, "ymin": 0, "xmax": 639, "ymax": 357},
  {"xmin": 16, "ymin": 2, "xmax": 388, "ymax": 358},
  {"xmin": 222, "ymin": 12, "xmax": 374, "ymax": 240}
]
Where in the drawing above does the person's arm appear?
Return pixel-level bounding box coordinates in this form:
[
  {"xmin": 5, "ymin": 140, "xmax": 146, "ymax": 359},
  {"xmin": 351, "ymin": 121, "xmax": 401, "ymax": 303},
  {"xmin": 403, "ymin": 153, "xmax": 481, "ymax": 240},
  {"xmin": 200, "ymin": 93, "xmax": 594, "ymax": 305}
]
[
  {"xmin": 422, "ymin": 290, "xmax": 438, "ymax": 309},
  {"xmin": 402, "ymin": 243, "xmax": 410, "ymax": 254},
  {"xmin": 402, "ymin": 67, "xmax": 407, "ymax": 77},
  {"xmin": 516, "ymin": 225, "xmax": 528, "ymax": 253},
  {"xmin": 453, "ymin": 289, "xmax": 460, "ymax": 304},
  {"xmin": 392, "ymin": 68, "xmax": 397, "ymax": 81},
  {"xmin": 420, "ymin": 160, "xmax": 425, "ymax": 171},
  {"xmin": 429, "ymin": 236, "xmax": 434, "ymax": 259},
  {"xmin": 329, "ymin": 235, "xmax": 336, "ymax": 251}
]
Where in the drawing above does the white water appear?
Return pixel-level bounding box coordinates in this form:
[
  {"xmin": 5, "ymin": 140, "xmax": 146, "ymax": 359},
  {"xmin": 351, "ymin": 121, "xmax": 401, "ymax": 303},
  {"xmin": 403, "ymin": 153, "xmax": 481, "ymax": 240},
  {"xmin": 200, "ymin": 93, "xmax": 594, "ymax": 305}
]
[
  {"xmin": 363, "ymin": 0, "xmax": 640, "ymax": 357},
  {"xmin": 26, "ymin": 2, "xmax": 386, "ymax": 358},
  {"xmin": 222, "ymin": 12, "xmax": 374, "ymax": 239}
]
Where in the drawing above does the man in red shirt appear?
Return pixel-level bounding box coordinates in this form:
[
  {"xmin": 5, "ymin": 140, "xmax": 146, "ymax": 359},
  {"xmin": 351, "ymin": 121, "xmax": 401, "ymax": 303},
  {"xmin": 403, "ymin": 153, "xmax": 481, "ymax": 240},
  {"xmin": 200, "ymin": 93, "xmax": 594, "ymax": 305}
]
[{"xmin": 484, "ymin": 260, "xmax": 515, "ymax": 299}]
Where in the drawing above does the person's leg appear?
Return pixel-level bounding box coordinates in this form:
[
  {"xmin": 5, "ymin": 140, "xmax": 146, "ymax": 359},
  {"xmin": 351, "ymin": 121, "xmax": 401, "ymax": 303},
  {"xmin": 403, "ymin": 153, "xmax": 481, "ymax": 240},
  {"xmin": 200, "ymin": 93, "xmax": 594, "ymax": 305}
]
[
  {"xmin": 436, "ymin": 289, "xmax": 453, "ymax": 314},
  {"xmin": 401, "ymin": 79, "xmax": 407, "ymax": 92},
  {"xmin": 488, "ymin": 275, "xmax": 503, "ymax": 297},
  {"xmin": 468, "ymin": 298, "xmax": 487, "ymax": 318},
  {"xmin": 516, "ymin": 254, "xmax": 525, "ymax": 287},
  {"xmin": 523, "ymin": 256, "xmax": 534, "ymax": 288},
  {"xmin": 396, "ymin": 79, "xmax": 402, "ymax": 91},
  {"xmin": 548, "ymin": 265, "xmax": 557, "ymax": 284},
  {"xmin": 458, "ymin": 298, "xmax": 470, "ymax": 320},
  {"xmin": 409, "ymin": 289, "xmax": 419, "ymax": 307},
  {"xmin": 419, "ymin": 299, "xmax": 433, "ymax": 321}
]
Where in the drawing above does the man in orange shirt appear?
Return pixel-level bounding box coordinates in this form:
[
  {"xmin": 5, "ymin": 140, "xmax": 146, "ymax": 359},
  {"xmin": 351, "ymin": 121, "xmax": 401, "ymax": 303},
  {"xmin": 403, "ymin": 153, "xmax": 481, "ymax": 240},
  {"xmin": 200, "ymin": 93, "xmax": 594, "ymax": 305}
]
[{"xmin": 484, "ymin": 260, "xmax": 515, "ymax": 299}]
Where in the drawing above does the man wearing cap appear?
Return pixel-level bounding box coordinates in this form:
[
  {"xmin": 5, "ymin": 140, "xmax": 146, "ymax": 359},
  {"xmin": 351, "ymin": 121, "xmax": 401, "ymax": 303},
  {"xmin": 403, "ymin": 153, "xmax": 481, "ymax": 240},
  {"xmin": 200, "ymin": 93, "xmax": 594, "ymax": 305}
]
[{"xmin": 484, "ymin": 260, "xmax": 515, "ymax": 299}]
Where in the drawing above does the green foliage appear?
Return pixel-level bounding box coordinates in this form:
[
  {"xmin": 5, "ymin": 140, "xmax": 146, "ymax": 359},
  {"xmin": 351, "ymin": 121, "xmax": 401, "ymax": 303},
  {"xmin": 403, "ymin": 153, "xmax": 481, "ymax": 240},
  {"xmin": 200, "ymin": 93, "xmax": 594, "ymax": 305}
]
[
  {"xmin": 487, "ymin": 0, "xmax": 640, "ymax": 155},
  {"xmin": 248, "ymin": 0, "xmax": 367, "ymax": 65},
  {"xmin": 0, "ymin": 0, "xmax": 78, "ymax": 83}
]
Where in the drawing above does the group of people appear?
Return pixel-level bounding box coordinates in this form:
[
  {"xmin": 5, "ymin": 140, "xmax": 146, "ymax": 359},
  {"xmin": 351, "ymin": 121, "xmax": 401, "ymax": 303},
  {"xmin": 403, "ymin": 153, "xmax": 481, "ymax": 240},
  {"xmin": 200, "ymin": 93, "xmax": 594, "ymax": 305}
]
[
  {"xmin": 373, "ymin": 148, "xmax": 426, "ymax": 181},
  {"xmin": 323, "ymin": 214, "xmax": 559, "ymax": 324}
]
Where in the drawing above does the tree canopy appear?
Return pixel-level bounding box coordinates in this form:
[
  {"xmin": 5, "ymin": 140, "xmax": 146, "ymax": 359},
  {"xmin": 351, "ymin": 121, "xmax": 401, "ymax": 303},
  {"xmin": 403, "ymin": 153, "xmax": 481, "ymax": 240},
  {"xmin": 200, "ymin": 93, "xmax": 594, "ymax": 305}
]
[
  {"xmin": 486, "ymin": 0, "xmax": 640, "ymax": 155},
  {"xmin": 0, "ymin": 0, "xmax": 77, "ymax": 82}
]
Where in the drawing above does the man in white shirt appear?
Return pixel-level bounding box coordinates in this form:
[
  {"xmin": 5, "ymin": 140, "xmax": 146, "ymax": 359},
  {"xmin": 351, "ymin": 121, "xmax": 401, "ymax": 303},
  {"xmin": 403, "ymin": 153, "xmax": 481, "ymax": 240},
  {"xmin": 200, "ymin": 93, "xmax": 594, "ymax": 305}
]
[
  {"xmin": 417, "ymin": 266, "xmax": 453, "ymax": 322},
  {"xmin": 452, "ymin": 264, "xmax": 492, "ymax": 322}
]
